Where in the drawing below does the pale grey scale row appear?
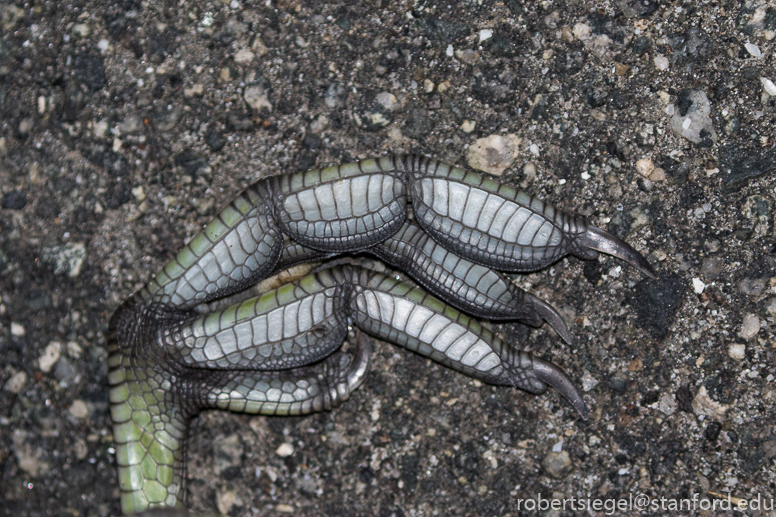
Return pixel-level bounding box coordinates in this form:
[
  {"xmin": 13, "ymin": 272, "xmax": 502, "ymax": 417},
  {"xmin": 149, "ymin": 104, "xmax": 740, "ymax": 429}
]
[
  {"xmin": 165, "ymin": 216, "xmax": 283, "ymax": 308},
  {"xmin": 203, "ymin": 348, "xmax": 360, "ymax": 416},
  {"xmin": 351, "ymin": 289, "xmax": 503, "ymax": 378},
  {"xmin": 166, "ymin": 291, "xmax": 347, "ymax": 371}
]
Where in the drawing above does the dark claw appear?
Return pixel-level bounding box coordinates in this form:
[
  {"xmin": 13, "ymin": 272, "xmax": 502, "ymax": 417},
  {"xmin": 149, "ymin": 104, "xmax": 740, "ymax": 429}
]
[
  {"xmin": 346, "ymin": 331, "xmax": 372, "ymax": 392},
  {"xmin": 532, "ymin": 357, "xmax": 589, "ymax": 419},
  {"xmin": 529, "ymin": 296, "xmax": 574, "ymax": 346},
  {"xmin": 585, "ymin": 225, "xmax": 657, "ymax": 278}
]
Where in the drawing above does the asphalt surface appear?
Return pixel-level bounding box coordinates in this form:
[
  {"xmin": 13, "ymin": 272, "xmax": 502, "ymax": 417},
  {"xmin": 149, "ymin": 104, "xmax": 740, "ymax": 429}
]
[{"xmin": 1, "ymin": 0, "xmax": 775, "ymax": 516}]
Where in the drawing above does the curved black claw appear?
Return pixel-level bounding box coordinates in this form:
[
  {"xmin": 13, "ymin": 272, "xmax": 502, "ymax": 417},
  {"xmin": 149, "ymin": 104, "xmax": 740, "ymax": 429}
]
[
  {"xmin": 532, "ymin": 357, "xmax": 589, "ymax": 419},
  {"xmin": 585, "ymin": 225, "xmax": 657, "ymax": 279},
  {"xmin": 529, "ymin": 296, "xmax": 574, "ymax": 346}
]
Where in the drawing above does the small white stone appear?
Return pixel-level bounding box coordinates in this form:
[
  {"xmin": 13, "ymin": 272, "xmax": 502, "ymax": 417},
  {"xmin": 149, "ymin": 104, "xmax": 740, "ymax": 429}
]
[
  {"xmin": 446, "ymin": 44, "xmax": 454, "ymax": 57},
  {"xmin": 244, "ymin": 85, "xmax": 273, "ymax": 112},
  {"xmin": 761, "ymin": 77, "xmax": 776, "ymax": 96},
  {"xmin": 72, "ymin": 23, "xmax": 90, "ymax": 38},
  {"xmin": 309, "ymin": 114, "xmax": 329, "ymax": 134},
  {"xmin": 691, "ymin": 385, "xmax": 731, "ymax": 422},
  {"xmin": 10, "ymin": 322, "xmax": 25, "ymax": 336},
  {"xmin": 466, "ymin": 134, "xmax": 522, "ymax": 175},
  {"xmin": 608, "ymin": 265, "xmax": 621, "ymax": 279},
  {"xmin": 727, "ymin": 344, "xmax": 746, "ymax": 361},
  {"xmin": 93, "ymin": 119, "xmax": 109, "ymax": 138},
  {"xmin": 635, "ymin": 158, "xmax": 654, "ymax": 177},
  {"xmin": 183, "ymin": 84, "xmax": 205, "ymax": 98},
  {"xmin": 654, "ymin": 55, "xmax": 669, "ymax": 71},
  {"xmin": 692, "ymin": 278, "xmax": 706, "ymax": 294},
  {"xmin": 572, "ymin": 22, "xmax": 591, "ymax": 41},
  {"xmin": 39, "ymin": 341, "xmax": 62, "ymax": 373},
  {"xmin": 4, "ymin": 371, "xmax": 27, "ymax": 393},
  {"xmin": 423, "ymin": 79, "xmax": 435, "ymax": 93},
  {"xmin": 460, "ymin": 120, "xmax": 476, "ymax": 133},
  {"xmin": 745, "ymin": 42, "xmax": 762, "ymax": 58},
  {"xmin": 132, "ymin": 186, "xmax": 146, "ymax": 202},
  {"xmin": 682, "ymin": 117, "xmax": 692, "ymax": 130},
  {"xmin": 276, "ymin": 443, "xmax": 294, "ymax": 457},
  {"xmin": 97, "ymin": 39, "xmax": 109, "ymax": 53},
  {"xmin": 375, "ymin": 92, "xmax": 399, "ymax": 111},
  {"xmin": 69, "ymin": 400, "xmax": 89, "ymax": 419},
  {"xmin": 479, "ymin": 29, "xmax": 493, "ymax": 42},
  {"xmin": 233, "ymin": 48, "xmax": 254, "ymax": 64},
  {"xmin": 657, "ymin": 393, "xmax": 677, "ymax": 416},
  {"xmin": 581, "ymin": 371, "xmax": 599, "ymax": 392},
  {"xmin": 739, "ymin": 314, "xmax": 761, "ymax": 340}
]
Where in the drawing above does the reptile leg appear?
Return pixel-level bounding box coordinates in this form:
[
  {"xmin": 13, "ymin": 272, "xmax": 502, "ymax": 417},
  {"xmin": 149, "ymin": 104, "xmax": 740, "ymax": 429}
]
[{"xmin": 108, "ymin": 334, "xmax": 370, "ymax": 514}]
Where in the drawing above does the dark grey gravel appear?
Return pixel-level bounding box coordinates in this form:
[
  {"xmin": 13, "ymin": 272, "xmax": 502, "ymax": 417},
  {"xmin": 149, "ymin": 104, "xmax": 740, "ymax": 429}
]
[
  {"xmin": 1, "ymin": 190, "xmax": 26, "ymax": 210},
  {"xmin": 1, "ymin": 1, "xmax": 775, "ymax": 516}
]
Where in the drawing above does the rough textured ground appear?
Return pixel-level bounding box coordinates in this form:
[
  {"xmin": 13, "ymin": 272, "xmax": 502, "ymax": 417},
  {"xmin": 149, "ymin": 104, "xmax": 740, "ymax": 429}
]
[{"xmin": 1, "ymin": 0, "xmax": 775, "ymax": 516}]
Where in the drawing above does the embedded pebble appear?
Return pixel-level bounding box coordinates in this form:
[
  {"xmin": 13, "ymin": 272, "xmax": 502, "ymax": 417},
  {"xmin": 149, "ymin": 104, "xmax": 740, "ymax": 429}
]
[
  {"xmin": 739, "ymin": 278, "xmax": 767, "ymax": 296},
  {"xmin": 581, "ymin": 371, "xmax": 599, "ymax": 392},
  {"xmin": 183, "ymin": 84, "xmax": 205, "ymax": 98},
  {"xmin": 727, "ymin": 344, "xmax": 746, "ymax": 361},
  {"xmin": 11, "ymin": 322, "xmax": 25, "ymax": 336},
  {"xmin": 4, "ymin": 371, "xmax": 27, "ymax": 393},
  {"xmin": 309, "ymin": 114, "xmax": 329, "ymax": 134},
  {"xmin": 243, "ymin": 84, "xmax": 273, "ymax": 113},
  {"xmin": 233, "ymin": 48, "xmax": 254, "ymax": 64},
  {"xmin": 762, "ymin": 77, "xmax": 776, "ymax": 96},
  {"xmin": 692, "ymin": 278, "xmax": 705, "ymax": 294},
  {"xmin": 460, "ymin": 120, "xmax": 476, "ymax": 133},
  {"xmin": 691, "ymin": 386, "xmax": 731, "ymax": 422},
  {"xmin": 276, "ymin": 443, "xmax": 294, "ymax": 457},
  {"xmin": 745, "ymin": 42, "xmax": 762, "ymax": 58},
  {"xmin": 669, "ymin": 90, "xmax": 717, "ymax": 146},
  {"xmin": 1, "ymin": 4, "xmax": 25, "ymax": 30},
  {"xmin": 375, "ymin": 92, "xmax": 399, "ymax": 111},
  {"xmin": 216, "ymin": 488, "xmax": 241, "ymax": 515},
  {"xmin": 41, "ymin": 242, "xmax": 87, "ymax": 278},
  {"xmin": 765, "ymin": 297, "xmax": 776, "ymax": 319},
  {"xmin": 658, "ymin": 393, "xmax": 678, "ymax": 416},
  {"xmin": 39, "ymin": 342, "xmax": 62, "ymax": 372},
  {"xmin": 738, "ymin": 314, "xmax": 761, "ymax": 340},
  {"xmin": 324, "ymin": 82, "xmax": 346, "ymax": 108},
  {"xmin": 69, "ymin": 400, "xmax": 89, "ymax": 419},
  {"xmin": 12, "ymin": 429, "xmax": 43, "ymax": 477},
  {"xmin": 117, "ymin": 114, "xmax": 144, "ymax": 135},
  {"xmin": 542, "ymin": 450, "xmax": 572, "ymax": 478},
  {"xmin": 635, "ymin": 158, "xmax": 654, "ymax": 177},
  {"xmin": 649, "ymin": 168, "xmax": 666, "ymax": 181},
  {"xmin": 354, "ymin": 91, "xmax": 398, "ymax": 131},
  {"xmin": 466, "ymin": 134, "xmax": 522, "ymax": 175},
  {"xmin": 701, "ymin": 257, "xmax": 724, "ymax": 279},
  {"xmin": 653, "ymin": 55, "xmax": 669, "ymax": 71},
  {"xmin": 2, "ymin": 190, "xmax": 27, "ymax": 210},
  {"xmin": 720, "ymin": 146, "xmax": 776, "ymax": 193}
]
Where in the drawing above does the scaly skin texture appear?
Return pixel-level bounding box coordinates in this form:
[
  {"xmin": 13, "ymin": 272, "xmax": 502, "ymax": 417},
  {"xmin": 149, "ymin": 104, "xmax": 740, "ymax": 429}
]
[{"xmin": 109, "ymin": 155, "xmax": 654, "ymax": 514}]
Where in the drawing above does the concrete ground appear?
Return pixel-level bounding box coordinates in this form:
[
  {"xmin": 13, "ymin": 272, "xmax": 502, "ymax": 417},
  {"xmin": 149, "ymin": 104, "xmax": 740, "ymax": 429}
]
[{"xmin": 1, "ymin": 0, "xmax": 775, "ymax": 515}]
